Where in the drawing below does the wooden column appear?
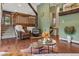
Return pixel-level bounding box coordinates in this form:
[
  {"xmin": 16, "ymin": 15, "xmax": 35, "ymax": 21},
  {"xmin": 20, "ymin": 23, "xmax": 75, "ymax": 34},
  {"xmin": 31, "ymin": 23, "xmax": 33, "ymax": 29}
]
[
  {"xmin": 11, "ymin": 13, "xmax": 15, "ymax": 26},
  {"xmin": 52, "ymin": 6, "xmax": 60, "ymax": 43},
  {"xmin": 0, "ymin": 3, "xmax": 2, "ymax": 47},
  {"xmin": 55, "ymin": 6, "xmax": 60, "ymax": 43}
]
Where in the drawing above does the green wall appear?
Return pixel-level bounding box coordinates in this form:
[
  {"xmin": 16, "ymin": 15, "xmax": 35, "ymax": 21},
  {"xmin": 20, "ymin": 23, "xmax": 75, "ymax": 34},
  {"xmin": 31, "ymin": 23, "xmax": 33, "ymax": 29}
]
[
  {"xmin": 37, "ymin": 4, "xmax": 79, "ymax": 42},
  {"xmin": 59, "ymin": 13, "xmax": 79, "ymax": 41},
  {"xmin": 37, "ymin": 3, "xmax": 52, "ymax": 32}
]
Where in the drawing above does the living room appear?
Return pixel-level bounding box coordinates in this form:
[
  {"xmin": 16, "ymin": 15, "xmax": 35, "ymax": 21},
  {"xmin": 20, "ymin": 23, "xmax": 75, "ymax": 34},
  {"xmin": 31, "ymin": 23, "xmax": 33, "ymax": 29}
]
[{"xmin": 0, "ymin": 3, "xmax": 79, "ymax": 56}]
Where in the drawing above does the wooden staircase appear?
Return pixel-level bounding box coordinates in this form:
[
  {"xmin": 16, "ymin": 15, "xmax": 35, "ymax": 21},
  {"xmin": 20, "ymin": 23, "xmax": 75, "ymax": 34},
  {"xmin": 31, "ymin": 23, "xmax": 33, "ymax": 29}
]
[
  {"xmin": 1, "ymin": 24, "xmax": 10, "ymax": 37},
  {"xmin": 1, "ymin": 25, "xmax": 16, "ymax": 39}
]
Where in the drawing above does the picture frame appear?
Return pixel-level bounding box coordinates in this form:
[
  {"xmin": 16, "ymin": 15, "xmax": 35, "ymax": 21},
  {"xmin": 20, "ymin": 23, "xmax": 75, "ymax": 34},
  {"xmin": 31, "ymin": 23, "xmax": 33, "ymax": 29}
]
[{"xmin": 4, "ymin": 16, "xmax": 11, "ymax": 25}]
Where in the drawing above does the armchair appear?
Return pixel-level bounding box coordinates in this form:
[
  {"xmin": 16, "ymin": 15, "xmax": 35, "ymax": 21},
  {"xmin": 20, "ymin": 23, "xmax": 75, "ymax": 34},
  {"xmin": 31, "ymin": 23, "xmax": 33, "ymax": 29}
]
[{"xmin": 15, "ymin": 25, "xmax": 30, "ymax": 40}]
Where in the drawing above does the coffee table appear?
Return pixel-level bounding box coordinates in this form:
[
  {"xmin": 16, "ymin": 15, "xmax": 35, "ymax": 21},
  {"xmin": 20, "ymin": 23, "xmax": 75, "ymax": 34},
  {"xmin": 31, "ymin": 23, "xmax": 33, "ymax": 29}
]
[
  {"xmin": 30, "ymin": 42, "xmax": 43, "ymax": 54},
  {"xmin": 31, "ymin": 39, "xmax": 56, "ymax": 54}
]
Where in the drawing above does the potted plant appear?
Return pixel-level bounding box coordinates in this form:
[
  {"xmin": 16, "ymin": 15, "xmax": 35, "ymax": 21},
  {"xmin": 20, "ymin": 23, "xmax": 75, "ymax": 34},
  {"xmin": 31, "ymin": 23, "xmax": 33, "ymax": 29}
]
[
  {"xmin": 42, "ymin": 32, "xmax": 50, "ymax": 44},
  {"xmin": 64, "ymin": 26, "xmax": 76, "ymax": 43}
]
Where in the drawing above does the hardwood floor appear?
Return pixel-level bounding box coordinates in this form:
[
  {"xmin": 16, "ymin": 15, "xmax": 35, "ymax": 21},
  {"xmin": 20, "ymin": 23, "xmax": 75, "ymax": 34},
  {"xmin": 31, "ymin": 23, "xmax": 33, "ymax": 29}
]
[{"xmin": 0, "ymin": 38, "xmax": 79, "ymax": 53}]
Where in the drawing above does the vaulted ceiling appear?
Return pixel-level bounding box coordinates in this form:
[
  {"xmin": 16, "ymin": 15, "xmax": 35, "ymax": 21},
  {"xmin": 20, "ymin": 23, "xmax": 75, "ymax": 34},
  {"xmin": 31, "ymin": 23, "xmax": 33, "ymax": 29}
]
[
  {"xmin": 2, "ymin": 3, "xmax": 79, "ymax": 15},
  {"xmin": 2, "ymin": 3, "xmax": 40, "ymax": 15}
]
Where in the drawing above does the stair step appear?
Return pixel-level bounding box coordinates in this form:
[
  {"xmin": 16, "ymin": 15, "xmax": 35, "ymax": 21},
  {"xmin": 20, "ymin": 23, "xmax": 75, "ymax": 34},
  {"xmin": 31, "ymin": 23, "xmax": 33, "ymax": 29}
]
[{"xmin": 1, "ymin": 25, "xmax": 12, "ymax": 35}]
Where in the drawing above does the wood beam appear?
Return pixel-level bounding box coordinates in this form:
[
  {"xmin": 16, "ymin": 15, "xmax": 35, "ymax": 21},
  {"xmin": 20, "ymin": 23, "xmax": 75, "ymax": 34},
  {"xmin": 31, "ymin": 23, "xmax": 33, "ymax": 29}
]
[
  {"xmin": 28, "ymin": 3, "xmax": 38, "ymax": 15},
  {"xmin": 59, "ymin": 8, "xmax": 79, "ymax": 16}
]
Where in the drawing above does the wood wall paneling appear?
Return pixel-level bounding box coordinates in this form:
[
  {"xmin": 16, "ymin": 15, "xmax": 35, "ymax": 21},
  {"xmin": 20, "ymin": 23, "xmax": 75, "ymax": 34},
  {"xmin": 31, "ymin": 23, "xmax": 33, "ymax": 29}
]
[
  {"xmin": 29, "ymin": 16, "xmax": 36, "ymax": 26},
  {"xmin": 3, "ymin": 11, "xmax": 36, "ymax": 27}
]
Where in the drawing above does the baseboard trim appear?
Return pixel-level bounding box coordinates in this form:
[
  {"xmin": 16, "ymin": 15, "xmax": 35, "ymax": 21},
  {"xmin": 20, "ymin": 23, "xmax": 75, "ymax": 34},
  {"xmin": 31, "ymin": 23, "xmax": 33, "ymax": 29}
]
[{"xmin": 60, "ymin": 37, "xmax": 79, "ymax": 44}]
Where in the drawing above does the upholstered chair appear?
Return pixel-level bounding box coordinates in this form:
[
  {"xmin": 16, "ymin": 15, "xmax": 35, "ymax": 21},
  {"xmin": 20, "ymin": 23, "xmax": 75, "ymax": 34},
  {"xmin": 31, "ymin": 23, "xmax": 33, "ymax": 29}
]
[{"xmin": 15, "ymin": 25, "xmax": 30, "ymax": 40}]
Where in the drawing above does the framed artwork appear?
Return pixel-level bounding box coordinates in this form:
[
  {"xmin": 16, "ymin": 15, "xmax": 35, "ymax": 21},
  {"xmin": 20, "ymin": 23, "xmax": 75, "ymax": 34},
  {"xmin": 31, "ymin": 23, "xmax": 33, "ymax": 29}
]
[{"xmin": 4, "ymin": 16, "xmax": 11, "ymax": 25}]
